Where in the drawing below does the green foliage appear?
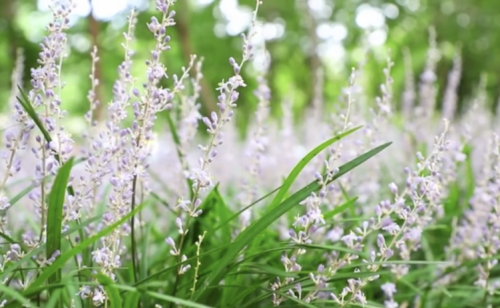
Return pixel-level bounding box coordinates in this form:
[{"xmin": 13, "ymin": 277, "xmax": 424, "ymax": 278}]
[
  {"xmin": 21, "ymin": 202, "xmax": 146, "ymax": 299},
  {"xmin": 97, "ymin": 273, "xmax": 122, "ymax": 308},
  {"xmin": 193, "ymin": 141, "xmax": 391, "ymax": 303},
  {"xmin": 2, "ymin": 1, "xmax": 500, "ymax": 308},
  {"xmin": 4, "ymin": 0, "xmax": 500, "ymax": 129},
  {"xmin": 268, "ymin": 126, "xmax": 362, "ymax": 210},
  {"xmin": 46, "ymin": 157, "xmax": 74, "ymax": 293},
  {"xmin": 16, "ymin": 86, "xmax": 76, "ymax": 196}
]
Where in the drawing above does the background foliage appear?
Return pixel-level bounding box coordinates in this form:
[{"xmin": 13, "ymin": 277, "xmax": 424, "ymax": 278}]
[{"xmin": 1, "ymin": 0, "xmax": 500, "ymax": 131}]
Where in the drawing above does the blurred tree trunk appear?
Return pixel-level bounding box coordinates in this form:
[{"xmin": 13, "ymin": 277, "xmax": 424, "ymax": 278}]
[
  {"xmin": 88, "ymin": 0, "xmax": 104, "ymax": 121},
  {"xmin": 296, "ymin": 0, "xmax": 321, "ymax": 108},
  {"xmin": 1, "ymin": 0, "xmax": 18, "ymax": 98},
  {"xmin": 176, "ymin": 0, "xmax": 217, "ymax": 113}
]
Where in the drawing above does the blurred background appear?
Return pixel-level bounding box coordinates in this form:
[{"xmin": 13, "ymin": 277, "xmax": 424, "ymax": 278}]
[{"xmin": 1, "ymin": 0, "xmax": 499, "ymax": 132}]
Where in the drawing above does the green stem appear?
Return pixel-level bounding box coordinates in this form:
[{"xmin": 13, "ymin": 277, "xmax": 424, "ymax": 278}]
[{"xmin": 130, "ymin": 174, "xmax": 139, "ymax": 283}]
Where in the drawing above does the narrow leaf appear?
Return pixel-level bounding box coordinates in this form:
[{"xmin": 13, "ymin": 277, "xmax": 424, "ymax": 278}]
[
  {"xmin": 0, "ymin": 215, "xmax": 100, "ymax": 282},
  {"xmin": 124, "ymin": 292, "xmax": 141, "ymax": 308},
  {"xmin": 193, "ymin": 142, "xmax": 391, "ymax": 300},
  {"xmin": 46, "ymin": 157, "xmax": 74, "ymax": 285},
  {"xmin": 0, "ymin": 283, "xmax": 34, "ymax": 307},
  {"xmin": 16, "ymin": 86, "xmax": 52, "ymax": 143},
  {"xmin": 114, "ymin": 284, "xmax": 214, "ymax": 308},
  {"xmin": 323, "ymin": 196, "xmax": 358, "ymax": 220},
  {"xmin": 16, "ymin": 86, "xmax": 76, "ymax": 196},
  {"xmin": 268, "ymin": 126, "xmax": 361, "ymax": 210},
  {"xmin": 97, "ymin": 273, "xmax": 123, "ymax": 308},
  {"xmin": 23, "ymin": 202, "xmax": 146, "ymax": 295}
]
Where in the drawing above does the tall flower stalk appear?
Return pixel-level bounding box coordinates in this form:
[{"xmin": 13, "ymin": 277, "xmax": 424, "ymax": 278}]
[
  {"xmin": 1, "ymin": 49, "xmax": 26, "ymax": 234},
  {"xmin": 25, "ymin": 0, "xmax": 75, "ymax": 245},
  {"xmin": 166, "ymin": 0, "xmax": 263, "ymax": 299}
]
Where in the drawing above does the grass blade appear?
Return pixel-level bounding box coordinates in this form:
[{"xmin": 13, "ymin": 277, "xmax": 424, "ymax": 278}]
[
  {"xmin": 97, "ymin": 273, "xmax": 123, "ymax": 308},
  {"xmin": 114, "ymin": 284, "xmax": 215, "ymax": 308},
  {"xmin": 7, "ymin": 157, "xmax": 86, "ymax": 209},
  {"xmin": 8, "ymin": 184, "xmax": 36, "ymax": 207},
  {"xmin": 0, "ymin": 283, "xmax": 34, "ymax": 307},
  {"xmin": 0, "ymin": 232, "xmax": 17, "ymax": 245},
  {"xmin": 124, "ymin": 292, "xmax": 141, "ymax": 308},
  {"xmin": 268, "ymin": 126, "xmax": 361, "ymax": 210},
  {"xmin": 16, "ymin": 86, "xmax": 76, "ymax": 197},
  {"xmin": 23, "ymin": 202, "xmax": 147, "ymax": 296},
  {"xmin": 46, "ymin": 157, "xmax": 74, "ymax": 286},
  {"xmin": 193, "ymin": 141, "xmax": 392, "ymax": 300},
  {"xmin": 323, "ymin": 196, "xmax": 358, "ymax": 220},
  {"xmin": 203, "ymin": 185, "xmax": 279, "ymax": 243},
  {"xmin": 0, "ymin": 216, "xmax": 100, "ymax": 283},
  {"xmin": 16, "ymin": 86, "xmax": 52, "ymax": 144}
]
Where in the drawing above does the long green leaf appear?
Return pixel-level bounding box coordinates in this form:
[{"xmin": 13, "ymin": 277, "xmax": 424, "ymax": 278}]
[
  {"xmin": 16, "ymin": 86, "xmax": 76, "ymax": 197},
  {"xmin": 203, "ymin": 185, "xmax": 279, "ymax": 243},
  {"xmin": 45, "ymin": 288, "xmax": 64, "ymax": 308},
  {"xmin": 124, "ymin": 292, "xmax": 141, "ymax": 308},
  {"xmin": 97, "ymin": 273, "xmax": 123, "ymax": 308},
  {"xmin": 23, "ymin": 202, "xmax": 146, "ymax": 296},
  {"xmin": 0, "ymin": 283, "xmax": 34, "ymax": 307},
  {"xmin": 193, "ymin": 141, "xmax": 392, "ymax": 300},
  {"xmin": 46, "ymin": 157, "xmax": 74, "ymax": 286},
  {"xmin": 268, "ymin": 126, "xmax": 361, "ymax": 210},
  {"xmin": 7, "ymin": 157, "xmax": 86, "ymax": 208},
  {"xmin": 212, "ymin": 187, "xmax": 232, "ymax": 245},
  {"xmin": 114, "ymin": 284, "xmax": 214, "ymax": 308},
  {"xmin": 0, "ymin": 216, "xmax": 100, "ymax": 284},
  {"xmin": 0, "ymin": 232, "xmax": 17, "ymax": 245},
  {"xmin": 8, "ymin": 185, "xmax": 35, "ymax": 207},
  {"xmin": 139, "ymin": 223, "xmax": 152, "ymax": 308},
  {"xmin": 16, "ymin": 86, "xmax": 52, "ymax": 143},
  {"xmin": 323, "ymin": 196, "xmax": 358, "ymax": 220},
  {"xmin": 202, "ymin": 128, "xmax": 360, "ymax": 255}
]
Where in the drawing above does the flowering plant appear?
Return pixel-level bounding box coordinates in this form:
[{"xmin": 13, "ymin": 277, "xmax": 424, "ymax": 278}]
[{"xmin": 0, "ymin": 1, "xmax": 498, "ymax": 308}]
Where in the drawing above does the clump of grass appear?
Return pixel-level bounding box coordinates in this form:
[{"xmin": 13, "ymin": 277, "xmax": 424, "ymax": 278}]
[{"xmin": 0, "ymin": 1, "xmax": 499, "ymax": 308}]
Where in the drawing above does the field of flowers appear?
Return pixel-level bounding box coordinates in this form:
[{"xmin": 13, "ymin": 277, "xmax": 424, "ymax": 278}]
[{"xmin": 0, "ymin": 1, "xmax": 499, "ymax": 307}]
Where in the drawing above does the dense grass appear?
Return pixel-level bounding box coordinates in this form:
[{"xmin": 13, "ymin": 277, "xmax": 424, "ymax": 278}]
[{"xmin": 0, "ymin": 1, "xmax": 499, "ymax": 308}]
